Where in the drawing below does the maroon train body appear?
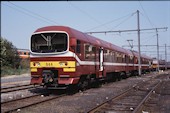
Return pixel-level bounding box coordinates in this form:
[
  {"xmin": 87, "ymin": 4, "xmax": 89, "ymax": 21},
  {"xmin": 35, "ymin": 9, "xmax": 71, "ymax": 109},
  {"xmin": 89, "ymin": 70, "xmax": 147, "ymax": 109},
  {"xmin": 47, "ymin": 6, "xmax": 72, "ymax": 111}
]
[{"xmin": 30, "ymin": 26, "xmax": 153, "ymax": 89}]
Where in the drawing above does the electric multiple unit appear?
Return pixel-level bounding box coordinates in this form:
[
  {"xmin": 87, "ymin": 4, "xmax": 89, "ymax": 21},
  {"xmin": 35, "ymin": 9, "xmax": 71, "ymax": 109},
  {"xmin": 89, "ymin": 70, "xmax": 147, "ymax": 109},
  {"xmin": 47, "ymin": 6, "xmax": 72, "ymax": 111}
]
[{"xmin": 30, "ymin": 26, "xmax": 153, "ymax": 89}]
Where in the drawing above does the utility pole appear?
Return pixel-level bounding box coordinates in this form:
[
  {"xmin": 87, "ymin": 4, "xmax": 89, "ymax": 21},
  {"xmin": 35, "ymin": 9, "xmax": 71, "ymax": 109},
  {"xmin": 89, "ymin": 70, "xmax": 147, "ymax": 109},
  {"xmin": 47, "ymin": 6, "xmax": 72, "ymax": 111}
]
[
  {"xmin": 85, "ymin": 10, "xmax": 168, "ymax": 74},
  {"xmin": 156, "ymin": 28, "xmax": 159, "ymax": 72},
  {"xmin": 137, "ymin": 10, "xmax": 141, "ymax": 75},
  {"xmin": 165, "ymin": 44, "xmax": 167, "ymax": 70}
]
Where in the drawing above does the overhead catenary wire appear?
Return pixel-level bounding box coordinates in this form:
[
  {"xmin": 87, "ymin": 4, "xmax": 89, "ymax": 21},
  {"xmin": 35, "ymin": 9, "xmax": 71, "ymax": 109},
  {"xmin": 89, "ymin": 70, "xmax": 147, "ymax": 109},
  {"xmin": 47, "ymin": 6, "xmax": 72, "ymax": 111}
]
[
  {"xmin": 85, "ymin": 12, "xmax": 136, "ymax": 32},
  {"xmin": 7, "ymin": 1, "xmax": 60, "ymax": 25},
  {"xmin": 67, "ymin": 2, "xmax": 110, "ymax": 30},
  {"xmin": 68, "ymin": 2, "xmax": 136, "ymax": 32},
  {"xmin": 2, "ymin": 3, "xmax": 52, "ymax": 24},
  {"xmin": 141, "ymin": 34, "xmax": 156, "ymax": 44},
  {"xmin": 109, "ymin": 12, "xmax": 136, "ymax": 31},
  {"xmin": 139, "ymin": 1, "xmax": 156, "ymax": 28}
]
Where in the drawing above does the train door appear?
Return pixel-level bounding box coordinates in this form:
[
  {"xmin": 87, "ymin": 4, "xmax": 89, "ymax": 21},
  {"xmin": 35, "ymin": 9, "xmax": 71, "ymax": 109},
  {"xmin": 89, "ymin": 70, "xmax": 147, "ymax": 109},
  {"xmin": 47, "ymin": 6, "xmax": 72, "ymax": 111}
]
[{"xmin": 99, "ymin": 47, "xmax": 104, "ymax": 77}]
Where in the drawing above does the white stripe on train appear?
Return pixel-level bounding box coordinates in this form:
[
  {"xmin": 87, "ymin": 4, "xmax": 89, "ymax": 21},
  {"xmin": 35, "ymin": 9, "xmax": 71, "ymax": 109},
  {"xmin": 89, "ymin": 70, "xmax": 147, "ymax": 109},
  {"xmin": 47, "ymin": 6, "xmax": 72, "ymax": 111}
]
[{"xmin": 30, "ymin": 51, "xmax": 150, "ymax": 67}]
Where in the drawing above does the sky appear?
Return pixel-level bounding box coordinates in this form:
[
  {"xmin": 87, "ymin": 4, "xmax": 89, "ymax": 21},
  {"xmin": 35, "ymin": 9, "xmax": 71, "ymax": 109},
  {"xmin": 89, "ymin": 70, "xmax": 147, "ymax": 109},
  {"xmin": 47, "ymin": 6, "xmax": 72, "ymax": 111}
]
[{"xmin": 1, "ymin": 1, "xmax": 170, "ymax": 61}]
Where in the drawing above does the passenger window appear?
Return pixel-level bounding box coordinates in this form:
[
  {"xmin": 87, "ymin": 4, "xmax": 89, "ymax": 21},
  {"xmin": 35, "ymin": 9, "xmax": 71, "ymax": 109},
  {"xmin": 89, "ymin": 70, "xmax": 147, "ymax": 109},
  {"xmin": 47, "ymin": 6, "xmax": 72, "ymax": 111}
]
[
  {"xmin": 76, "ymin": 40, "xmax": 81, "ymax": 53},
  {"xmin": 85, "ymin": 44, "xmax": 90, "ymax": 59},
  {"xmin": 84, "ymin": 44, "xmax": 95, "ymax": 60},
  {"xmin": 112, "ymin": 51, "xmax": 115, "ymax": 62}
]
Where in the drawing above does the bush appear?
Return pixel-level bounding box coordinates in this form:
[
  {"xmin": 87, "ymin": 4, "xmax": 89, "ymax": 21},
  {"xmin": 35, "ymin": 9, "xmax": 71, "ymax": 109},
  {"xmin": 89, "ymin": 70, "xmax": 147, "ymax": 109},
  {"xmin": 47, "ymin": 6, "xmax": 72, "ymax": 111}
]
[{"xmin": 0, "ymin": 37, "xmax": 30, "ymax": 76}]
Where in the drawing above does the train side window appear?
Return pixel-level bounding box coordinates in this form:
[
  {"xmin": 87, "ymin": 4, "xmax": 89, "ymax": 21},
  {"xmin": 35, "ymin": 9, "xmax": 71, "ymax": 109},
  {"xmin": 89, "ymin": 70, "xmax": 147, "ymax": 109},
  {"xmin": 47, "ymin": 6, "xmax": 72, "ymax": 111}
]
[
  {"xmin": 76, "ymin": 40, "xmax": 81, "ymax": 53},
  {"xmin": 126, "ymin": 55, "xmax": 129, "ymax": 63},
  {"xmin": 120, "ymin": 53, "xmax": 123, "ymax": 63},
  {"xmin": 92, "ymin": 46, "xmax": 96, "ymax": 53},
  {"xmin": 96, "ymin": 48, "xmax": 99, "ymax": 60},
  {"xmin": 108, "ymin": 50, "xmax": 112, "ymax": 62},
  {"xmin": 129, "ymin": 55, "xmax": 133, "ymax": 63},
  {"xmin": 104, "ymin": 49, "xmax": 107, "ymax": 61},
  {"xmin": 112, "ymin": 51, "xmax": 115, "ymax": 62},
  {"xmin": 118, "ymin": 53, "xmax": 121, "ymax": 63},
  {"xmin": 85, "ymin": 44, "xmax": 90, "ymax": 59},
  {"xmin": 91, "ymin": 46, "xmax": 96, "ymax": 59},
  {"xmin": 84, "ymin": 44, "xmax": 95, "ymax": 60},
  {"xmin": 115, "ymin": 52, "xmax": 118, "ymax": 63},
  {"xmin": 122, "ymin": 54, "xmax": 125, "ymax": 63},
  {"xmin": 116, "ymin": 52, "xmax": 120, "ymax": 63}
]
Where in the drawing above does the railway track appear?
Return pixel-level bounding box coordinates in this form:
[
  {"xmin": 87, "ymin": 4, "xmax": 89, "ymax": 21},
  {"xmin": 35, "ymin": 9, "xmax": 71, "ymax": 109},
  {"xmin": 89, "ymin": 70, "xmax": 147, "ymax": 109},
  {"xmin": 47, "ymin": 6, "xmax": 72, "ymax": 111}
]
[
  {"xmin": 88, "ymin": 79, "xmax": 161, "ymax": 113},
  {"xmin": 1, "ymin": 92, "xmax": 66, "ymax": 113},
  {"xmin": 142, "ymin": 79, "xmax": 170, "ymax": 113},
  {"xmin": 1, "ymin": 84, "xmax": 39, "ymax": 93}
]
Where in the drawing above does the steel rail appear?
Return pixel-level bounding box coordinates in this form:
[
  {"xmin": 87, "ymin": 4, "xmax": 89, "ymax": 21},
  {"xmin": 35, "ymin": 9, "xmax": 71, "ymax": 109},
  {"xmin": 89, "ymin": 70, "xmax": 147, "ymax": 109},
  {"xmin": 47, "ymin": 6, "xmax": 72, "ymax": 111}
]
[
  {"xmin": 1, "ymin": 85, "xmax": 39, "ymax": 93},
  {"xmin": 132, "ymin": 81, "xmax": 161, "ymax": 113},
  {"xmin": 87, "ymin": 80, "xmax": 147, "ymax": 113},
  {"xmin": 1, "ymin": 93, "xmax": 41, "ymax": 104},
  {"xmin": 2, "ymin": 93, "xmax": 66, "ymax": 113},
  {"xmin": 1, "ymin": 84, "xmax": 31, "ymax": 90}
]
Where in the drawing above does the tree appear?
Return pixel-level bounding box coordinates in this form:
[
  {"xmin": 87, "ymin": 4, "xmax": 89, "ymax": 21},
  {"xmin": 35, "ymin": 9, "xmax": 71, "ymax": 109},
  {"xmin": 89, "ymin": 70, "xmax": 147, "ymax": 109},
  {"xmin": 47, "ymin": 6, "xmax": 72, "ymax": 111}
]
[{"xmin": 0, "ymin": 37, "xmax": 21, "ymax": 69}]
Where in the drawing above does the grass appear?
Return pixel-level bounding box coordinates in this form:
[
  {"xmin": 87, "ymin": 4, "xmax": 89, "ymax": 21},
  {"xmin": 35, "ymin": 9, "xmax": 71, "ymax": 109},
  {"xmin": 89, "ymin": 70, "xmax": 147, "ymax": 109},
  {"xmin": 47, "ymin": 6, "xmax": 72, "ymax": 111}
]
[{"xmin": 1, "ymin": 67, "xmax": 30, "ymax": 77}]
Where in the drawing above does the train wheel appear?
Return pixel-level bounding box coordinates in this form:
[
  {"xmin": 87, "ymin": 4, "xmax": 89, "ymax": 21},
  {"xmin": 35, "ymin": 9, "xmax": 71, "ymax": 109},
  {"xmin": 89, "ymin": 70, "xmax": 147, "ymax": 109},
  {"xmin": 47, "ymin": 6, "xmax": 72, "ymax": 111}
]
[
  {"xmin": 66, "ymin": 85, "xmax": 78, "ymax": 95},
  {"xmin": 78, "ymin": 79, "xmax": 89, "ymax": 91},
  {"xmin": 90, "ymin": 78, "xmax": 100, "ymax": 88},
  {"xmin": 121, "ymin": 72, "xmax": 127, "ymax": 79}
]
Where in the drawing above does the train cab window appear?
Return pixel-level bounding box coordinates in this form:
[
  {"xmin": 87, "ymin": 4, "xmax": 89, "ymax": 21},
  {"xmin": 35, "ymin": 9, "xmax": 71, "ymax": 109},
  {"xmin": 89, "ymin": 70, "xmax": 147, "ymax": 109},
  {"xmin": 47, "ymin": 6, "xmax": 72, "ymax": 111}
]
[
  {"xmin": 76, "ymin": 40, "xmax": 81, "ymax": 53},
  {"xmin": 31, "ymin": 33, "xmax": 68, "ymax": 53}
]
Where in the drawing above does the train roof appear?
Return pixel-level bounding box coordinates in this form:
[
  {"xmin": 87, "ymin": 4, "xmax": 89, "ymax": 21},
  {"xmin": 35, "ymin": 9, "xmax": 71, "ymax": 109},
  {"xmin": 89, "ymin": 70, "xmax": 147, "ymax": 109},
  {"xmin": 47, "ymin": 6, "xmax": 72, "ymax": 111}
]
[
  {"xmin": 34, "ymin": 26, "xmax": 151, "ymax": 59},
  {"xmin": 132, "ymin": 50, "xmax": 152, "ymax": 60}
]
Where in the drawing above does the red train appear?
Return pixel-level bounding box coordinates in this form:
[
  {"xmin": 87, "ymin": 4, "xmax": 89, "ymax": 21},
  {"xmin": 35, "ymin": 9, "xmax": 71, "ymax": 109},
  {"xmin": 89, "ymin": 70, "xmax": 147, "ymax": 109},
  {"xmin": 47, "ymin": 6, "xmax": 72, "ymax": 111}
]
[
  {"xmin": 152, "ymin": 59, "xmax": 170, "ymax": 71},
  {"xmin": 17, "ymin": 49, "xmax": 30, "ymax": 59},
  {"xmin": 30, "ymin": 26, "xmax": 153, "ymax": 89}
]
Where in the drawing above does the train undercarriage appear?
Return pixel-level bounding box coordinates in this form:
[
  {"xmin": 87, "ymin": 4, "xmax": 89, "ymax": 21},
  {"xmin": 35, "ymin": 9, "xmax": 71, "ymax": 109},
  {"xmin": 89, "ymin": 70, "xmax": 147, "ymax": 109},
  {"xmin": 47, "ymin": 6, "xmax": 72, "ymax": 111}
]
[{"xmin": 33, "ymin": 68, "xmax": 152, "ymax": 91}]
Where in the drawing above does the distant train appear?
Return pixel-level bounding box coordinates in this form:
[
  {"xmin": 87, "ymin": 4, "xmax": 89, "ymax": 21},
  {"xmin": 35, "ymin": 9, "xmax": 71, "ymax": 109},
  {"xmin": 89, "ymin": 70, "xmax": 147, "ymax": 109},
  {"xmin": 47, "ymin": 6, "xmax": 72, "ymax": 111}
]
[
  {"xmin": 17, "ymin": 49, "xmax": 30, "ymax": 59},
  {"xmin": 152, "ymin": 59, "xmax": 170, "ymax": 71},
  {"xmin": 29, "ymin": 26, "xmax": 168, "ymax": 90}
]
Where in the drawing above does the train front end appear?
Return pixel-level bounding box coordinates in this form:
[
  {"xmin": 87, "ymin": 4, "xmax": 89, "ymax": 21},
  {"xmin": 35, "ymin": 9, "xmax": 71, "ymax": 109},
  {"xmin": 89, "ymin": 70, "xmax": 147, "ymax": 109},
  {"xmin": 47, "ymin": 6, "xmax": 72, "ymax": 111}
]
[{"xmin": 30, "ymin": 27, "xmax": 78, "ymax": 89}]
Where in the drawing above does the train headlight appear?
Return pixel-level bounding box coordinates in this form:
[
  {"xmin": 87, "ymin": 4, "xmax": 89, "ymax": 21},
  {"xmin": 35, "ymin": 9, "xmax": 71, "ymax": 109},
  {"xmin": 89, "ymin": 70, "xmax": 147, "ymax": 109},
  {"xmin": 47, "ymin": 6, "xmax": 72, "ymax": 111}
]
[
  {"xmin": 33, "ymin": 62, "xmax": 40, "ymax": 67},
  {"xmin": 59, "ymin": 61, "xmax": 68, "ymax": 66},
  {"xmin": 37, "ymin": 62, "xmax": 40, "ymax": 66},
  {"xmin": 59, "ymin": 62, "xmax": 64, "ymax": 66}
]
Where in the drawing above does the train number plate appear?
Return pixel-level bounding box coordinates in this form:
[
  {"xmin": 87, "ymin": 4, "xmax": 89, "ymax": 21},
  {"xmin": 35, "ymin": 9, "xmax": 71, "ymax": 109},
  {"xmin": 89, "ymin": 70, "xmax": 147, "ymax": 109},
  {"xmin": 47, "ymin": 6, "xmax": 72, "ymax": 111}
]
[{"xmin": 46, "ymin": 62, "xmax": 53, "ymax": 67}]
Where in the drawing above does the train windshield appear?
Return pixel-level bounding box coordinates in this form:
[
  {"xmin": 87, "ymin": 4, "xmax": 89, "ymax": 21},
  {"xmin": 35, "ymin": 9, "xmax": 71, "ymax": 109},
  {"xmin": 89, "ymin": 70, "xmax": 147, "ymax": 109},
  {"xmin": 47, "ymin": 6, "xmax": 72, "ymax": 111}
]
[{"xmin": 31, "ymin": 33, "xmax": 68, "ymax": 53}]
